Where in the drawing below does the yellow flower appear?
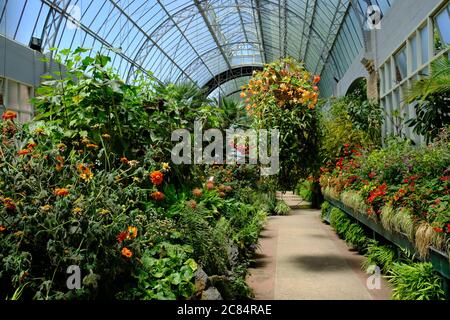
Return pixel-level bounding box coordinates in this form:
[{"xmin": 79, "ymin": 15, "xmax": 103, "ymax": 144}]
[
  {"xmin": 132, "ymin": 177, "xmax": 141, "ymax": 183},
  {"xmin": 34, "ymin": 128, "xmax": 45, "ymax": 135},
  {"xmin": 40, "ymin": 204, "xmax": 52, "ymax": 211},
  {"xmin": 14, "ymin": 231, "xmax": 24, "ymax": 237},
  {"xmin": 80, "ymin": 172, "xmax": 94, "ymax": 182},
  {"xmin": 72, "ymin": 207, "xmax": 83, "ymax": 214},
  {"xmin": 127, "ymin": 226, "xmax": 138, "ymax": 239},
  {"xmin": 99, "ymin": 208, "xmax": 110, "ymax": 215},
  {"xmin": 102, "ymin": 133, "xmax": 111, "ymax": 139},
  {"xmin": 128, "ymin": 160, "xmax": 139, "ymax": 167},
  {"xmin": 162, "ymin": 162, "xmax": 170, "ymax": 171}
]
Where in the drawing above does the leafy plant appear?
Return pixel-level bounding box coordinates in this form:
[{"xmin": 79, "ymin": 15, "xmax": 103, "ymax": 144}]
[
  {"xmin": 122, "ymin": 242, "xmax": 197, "ymax": 300},
  {"xmin": 405, "ymin": 57, "xmax": 450, "ymax": 142},
  {"xmin": 242, "ymin": 58, "xmax": 321, "ymax": 190},
  {"xmin": 362, "ymin": 240, "xmax": 397, "ymax": 274},
  {"xmin": 388, "ymin": 262, "xmax": 445, "ymax": 300},
  {"xmin": 274, "ymin": 200, "xmax": 290, "ymax": 215}
]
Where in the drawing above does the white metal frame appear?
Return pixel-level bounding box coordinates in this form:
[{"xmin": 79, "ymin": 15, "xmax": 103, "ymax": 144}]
[{"xmin": 379, "ymin": 1, "xmax": 450, "ymax": 142}]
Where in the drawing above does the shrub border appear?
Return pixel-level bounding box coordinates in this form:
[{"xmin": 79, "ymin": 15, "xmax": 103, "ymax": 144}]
[{"xmin": 323, "ymin": 195, "xmax": 450, "ymax": 297}]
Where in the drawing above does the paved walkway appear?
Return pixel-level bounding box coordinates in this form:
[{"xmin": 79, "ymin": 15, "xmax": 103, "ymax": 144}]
[{"xmin": 247, "ymin": 193, "xmax": 392, "ymax": 300}]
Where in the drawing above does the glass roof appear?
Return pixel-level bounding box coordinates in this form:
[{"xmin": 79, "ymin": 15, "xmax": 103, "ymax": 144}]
[{"xmin": 0, "ymin": 0, "xmax": 394, "ymax": 97}]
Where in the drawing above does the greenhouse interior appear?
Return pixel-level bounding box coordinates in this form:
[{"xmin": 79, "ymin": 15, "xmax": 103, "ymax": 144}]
[{"xmin": 0, "ymin": 0, "xmax": 449, "ymax": 303}]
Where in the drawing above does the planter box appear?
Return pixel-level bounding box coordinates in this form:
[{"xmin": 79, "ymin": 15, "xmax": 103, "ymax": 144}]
[{"xmin": 324, "ymin": 195, "xmax": 450, "ymax": 281}]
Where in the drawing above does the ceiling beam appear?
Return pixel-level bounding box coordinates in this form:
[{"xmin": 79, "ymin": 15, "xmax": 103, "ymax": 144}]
[
  {"xmin": 301, "ymin": 0, "xmax": 318, "ymax": 62},
  {"xmin": 194, "ymin": 0, "xmax": 233, "ymax": 71}
]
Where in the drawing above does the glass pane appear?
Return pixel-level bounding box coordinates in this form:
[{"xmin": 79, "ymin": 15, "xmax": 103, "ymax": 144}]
[
  {"xmin": 420, "ymin": 25, "xmax": 429, "ymax": 64},
  {"xmin": 394, "ymin": 46, "xmax": 407, "ymax": 82},
  {"xmin": 385, "ymin": 61, "xmax": 392, "ymax": 91},
  {"xmin": 435, "ymin": 5, "xmax": 450, "ymax": 45},
  {"xmin": 410, "ymin": 35, "xmax": 418, "ymax": 72}
]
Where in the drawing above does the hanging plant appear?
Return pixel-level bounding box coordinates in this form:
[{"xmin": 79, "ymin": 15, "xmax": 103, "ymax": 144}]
[{"xmin": 241, "ymin": 58, "xmax": 321, "ymax": 190}]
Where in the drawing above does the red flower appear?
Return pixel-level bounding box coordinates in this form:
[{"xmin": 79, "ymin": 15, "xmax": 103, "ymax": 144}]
[
  {"xmin": 440, "ymin": 176, "xmax": 450, "ymax": 182},
  {"xmin": 433, "ymin": 227, "xmax": 443, "ymax": 233},
  {"xmin": 368, "ymin": 172, "xmax": 376, "ymax": 179},
  {"xmin": 117, "ymin": 231, "xmax": 127, "ymax": 244},
  {"xmin": 403, "ymin": 178, "xmax": 409, "ymax": 183},
  {"xmin": 434, "ymin": 199, "xmax": 441, "ymax": 205}
]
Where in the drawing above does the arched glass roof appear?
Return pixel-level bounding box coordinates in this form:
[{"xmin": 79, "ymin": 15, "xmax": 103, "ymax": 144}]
[{"xmin": 0, "ymin": 0, "xmax": 394, "ymax": 97}]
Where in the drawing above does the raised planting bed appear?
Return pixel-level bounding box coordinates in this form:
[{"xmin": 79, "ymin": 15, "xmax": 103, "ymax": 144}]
[{"xmin": 323, "ymin": 195, "xmax": 450, "ymax": 283}]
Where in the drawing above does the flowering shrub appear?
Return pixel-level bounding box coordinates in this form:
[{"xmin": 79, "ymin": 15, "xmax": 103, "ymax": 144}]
[
  {"xmin": 0, "ymin": 51, "xmax": 272, "ymax": 300},
  {"xmin": 241, "ymin": 58, "xmax": 321, "ymax": 190},
  {"xmin": 320, "ymin": 132, "xmax": 450, "ymax": 256}
]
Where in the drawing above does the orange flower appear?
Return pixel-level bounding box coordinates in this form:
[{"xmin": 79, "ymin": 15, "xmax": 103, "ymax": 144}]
[
  {"xmin": 149, "ymin": 171, "xmax": 164, "ymax": 186},
  {"xmin": 120, "ymin": 157, "xmax": 129, "ymax": 164},
  {"xmin": 205, "ymin": 181, "xmax": 214, "ymax": 190},
  {"xmin": 3, "ymin": 198, "xmax": 16, "ymax": 211},
  {"xmin": 27, "ymin": 142, "xmax": 37, "ymax": 149},
  {"xmin": 127, "ymin": 226, "xmax": 138, "ymax": 239},
  {"xmin": 54, "ymin": 188, "xmax": 70, "ymax": 197},
  {"xmin": 121, "ymin": 247, "xmax": 133, "ymax": 258},
  {"xmin": 240, "ymin": 92, "xmax": 246, "ymax": 98},
  {"xmin": 86, "ymin": 143, "xmax": 99, "ymax": 149},
  {"xmin": 151, "ymin": 191, "xmax": 165, "ymax": 201},
  {"xmin": 77, "ymin": 163, "xmax": 93, "ymax": 181},
  {"xmin": 18, "ymin": 149, "xmax": 30, "ymax": 156},
  {"xmin": 2, "ymin": 110, "xmax": 17, "ymax": 120},
  {"xmin": 313, "ymin": 75, "xmax": 321, "ymax": 84},
  {"xmin": 0, "ymin": 226, "xmax": 6, "ymax": 232},
  {"xmin": 192, "ymin": 188, "xmax": 203, "ymax": 198}
]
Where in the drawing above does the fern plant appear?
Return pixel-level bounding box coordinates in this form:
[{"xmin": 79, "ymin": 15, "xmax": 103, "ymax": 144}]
[
  {"xmin": 388, "ymin": 262, "xmax": 445, "ymax": 300},
  {"xmin": 362, "ymin": 240, "xmax": 398, "ymax": 274}
]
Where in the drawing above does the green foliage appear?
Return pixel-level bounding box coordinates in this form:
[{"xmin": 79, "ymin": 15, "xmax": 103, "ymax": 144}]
[
  {"xmin": 405, "ymin": 57, "xmax": 450, "ymax": 142},
  {"xmin": 121, "ymin": 242, "xmax": 197, "ymax": 300},
  {"xmin": 329, "ymin": 207, "xmax": 368, "ymax": 251},
  {"xmin": 178, "ymin": 206, "xmax": 229, "ymax": 276},
  {"xmin": 362, "ymin": 240, "xmax": 398, "ymax": 274},
  {"xmin": 320, "ymin": 201, "xmax": 330, "ymax": 221},
  {"xmin": 274, "ymin": 200, "xmax": 291, "ymax": 215},
  {"xmin": 243, "ymin": 58, "xmax": 321, "ymax": 190},
  {"xmin": 388, "ymin": 262, "xmax": 446, "ymax": 300},
  {"xmin": 296, "ymin": 180, "xmax": 313, "ymax": 201},
  {"xmin": 319, "ymin": 96, "xmax": 382, "ymax": 165}
]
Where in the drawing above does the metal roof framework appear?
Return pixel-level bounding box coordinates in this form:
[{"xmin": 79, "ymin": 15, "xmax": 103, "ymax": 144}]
[{"xmin": 0, "ymin": 0, "xmax": 394, "ymax": 99}]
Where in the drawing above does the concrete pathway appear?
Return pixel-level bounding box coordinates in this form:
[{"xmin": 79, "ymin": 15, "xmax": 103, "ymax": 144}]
[{"xmin": 247, "ymin": 193, "xmax": 392, "ymax": 300}]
